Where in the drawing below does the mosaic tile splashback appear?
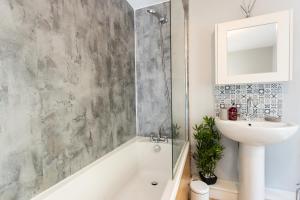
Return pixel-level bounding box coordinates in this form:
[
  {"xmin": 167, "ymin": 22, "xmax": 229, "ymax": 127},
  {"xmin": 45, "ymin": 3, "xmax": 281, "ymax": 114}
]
[{"xmin": 215, "ymin": 83, "xmax": 283, "ymax": 120}]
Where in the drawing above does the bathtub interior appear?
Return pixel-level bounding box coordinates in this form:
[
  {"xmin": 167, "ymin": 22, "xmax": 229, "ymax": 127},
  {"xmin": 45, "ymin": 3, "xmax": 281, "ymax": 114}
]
[{"xmin": 112, "ymin": 138, "xmax": 172, "ymax": 200}]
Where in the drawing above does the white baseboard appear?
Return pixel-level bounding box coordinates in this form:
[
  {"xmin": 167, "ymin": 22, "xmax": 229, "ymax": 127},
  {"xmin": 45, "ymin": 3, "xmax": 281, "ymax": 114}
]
[
  {"xmin": 209, "ymin": 179, "xmax": 238, "ymax": 200},
  {"xmin": 207, "ymin": 179, "xmax": 295, "ymax": 200},
  {"xmin": 265, "ymin": 188, "xmax": 295, "ymax": 200}
]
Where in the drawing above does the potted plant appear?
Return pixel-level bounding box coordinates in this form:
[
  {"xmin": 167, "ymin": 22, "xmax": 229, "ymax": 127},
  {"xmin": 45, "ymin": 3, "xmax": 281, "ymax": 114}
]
[{"xmin": 193, "ymin": 116, "xmax": 224, "ymax": 185}]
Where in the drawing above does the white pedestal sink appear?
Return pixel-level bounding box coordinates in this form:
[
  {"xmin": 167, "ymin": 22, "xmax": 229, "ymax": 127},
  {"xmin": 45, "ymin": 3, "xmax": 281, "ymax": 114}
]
[{"xmin": 216, "ymin": 119, "xmax": 298, "ymax": 200}]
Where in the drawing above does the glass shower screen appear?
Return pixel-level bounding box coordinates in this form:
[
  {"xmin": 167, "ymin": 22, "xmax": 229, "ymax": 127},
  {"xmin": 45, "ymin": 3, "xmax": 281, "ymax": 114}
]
[{"xmin": 171, "ymin": 0, "xmax": 189, "ymax": 176}]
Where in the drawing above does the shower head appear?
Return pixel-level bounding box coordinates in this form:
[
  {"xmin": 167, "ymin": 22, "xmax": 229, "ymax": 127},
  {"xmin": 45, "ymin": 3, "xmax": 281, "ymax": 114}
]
[
  {"xmin": 147, "ymin": 9, "xmax": 156, "ymax": 14},
  {"xmin": 147, "ymin": 9, "xmax": 162, "ymax": 20},
  {"xmin": 147, "ymin": 9, "xmax": 168, "ymax": 24}
]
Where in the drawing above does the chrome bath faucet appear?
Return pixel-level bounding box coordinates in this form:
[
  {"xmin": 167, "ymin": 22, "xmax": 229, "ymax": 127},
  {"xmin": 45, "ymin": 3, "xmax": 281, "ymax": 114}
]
[{"xmin": 150, "ymin": 127, "xmax": 168, "ymax": 143}]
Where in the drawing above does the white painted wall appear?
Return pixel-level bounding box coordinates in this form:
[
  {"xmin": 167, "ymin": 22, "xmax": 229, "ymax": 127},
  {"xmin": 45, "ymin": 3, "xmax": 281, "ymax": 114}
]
[{"xmin": 189, "ymin": 0, "xmax": 300, "ymax": 192}]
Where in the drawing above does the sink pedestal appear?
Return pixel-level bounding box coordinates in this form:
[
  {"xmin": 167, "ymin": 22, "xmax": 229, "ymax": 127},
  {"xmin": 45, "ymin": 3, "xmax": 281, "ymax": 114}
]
[
  {"xmin": 216, "ymin": 119, "xmax": 298, "ymax": 200},
  {"xmin": 239, "ymin": 144, "xmax": 265, "ymax": 200}
]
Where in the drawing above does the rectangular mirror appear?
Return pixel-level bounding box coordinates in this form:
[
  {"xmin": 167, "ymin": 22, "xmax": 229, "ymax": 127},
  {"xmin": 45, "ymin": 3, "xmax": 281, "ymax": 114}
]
[
  {"xmin": 216, "ymin": 10, "xmax": 292, "ymax": 85},
  {"xmin": 227, "ymin": 23, "xmax": 277, "ymax": 75}
]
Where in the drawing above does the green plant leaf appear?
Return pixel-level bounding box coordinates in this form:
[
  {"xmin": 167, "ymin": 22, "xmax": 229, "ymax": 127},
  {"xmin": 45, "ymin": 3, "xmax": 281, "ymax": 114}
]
[{"xmin": 193, "ymin": 116, "xmax": 224, "ymax": 176}]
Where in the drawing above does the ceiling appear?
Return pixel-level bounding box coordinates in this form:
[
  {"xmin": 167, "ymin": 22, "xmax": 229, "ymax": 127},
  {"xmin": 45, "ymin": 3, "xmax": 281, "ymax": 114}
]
[{"xmin": 126, "ymin": 0, "xmax": 170, "ymax": 10}]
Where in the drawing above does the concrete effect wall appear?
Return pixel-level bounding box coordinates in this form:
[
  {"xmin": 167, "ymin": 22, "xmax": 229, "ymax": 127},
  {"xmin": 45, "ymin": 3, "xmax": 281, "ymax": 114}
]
[
  {"xmin": 0, "ymin": 0, "xmax": 135, "ymax": 199},
  {"xmin": 189, "ymin": 0, "xmax": 300, "ymax": 192},
  {"xmin": 135, "ymin": 2, "xmax": 171, "ymax": 137}
]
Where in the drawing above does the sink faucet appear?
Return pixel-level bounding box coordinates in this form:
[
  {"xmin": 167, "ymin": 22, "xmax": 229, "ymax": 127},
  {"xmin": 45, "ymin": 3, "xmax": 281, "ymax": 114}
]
[{"xmin": 246, "ymin": 97, "xmax": 253, "ymax": 120}]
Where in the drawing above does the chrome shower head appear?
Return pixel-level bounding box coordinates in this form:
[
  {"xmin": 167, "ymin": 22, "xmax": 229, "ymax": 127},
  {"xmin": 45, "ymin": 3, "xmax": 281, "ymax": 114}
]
[
  {"xmin": 147, "ymin": 9, "xmax": 168, "ymax": 24},
  {"xmin": 147, "ymin": 9, "xmax": 156, "ymax": 14}
]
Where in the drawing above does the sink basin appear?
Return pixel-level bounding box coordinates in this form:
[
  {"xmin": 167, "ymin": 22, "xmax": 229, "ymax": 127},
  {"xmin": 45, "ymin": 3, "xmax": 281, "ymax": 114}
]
[
  {"xmin": 215, "ymin": 118, "xmax": 298, "ymax": 200},
  {"xmin": 215, "ymin": 119, "xmax": 298, "ymax": 145}
]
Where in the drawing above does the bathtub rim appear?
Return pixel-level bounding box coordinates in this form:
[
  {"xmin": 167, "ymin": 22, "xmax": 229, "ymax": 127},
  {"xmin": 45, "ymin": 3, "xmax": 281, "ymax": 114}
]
[
  {"xmin": 172, "ymin": 140, "xmax": 189, "ymax": 177},
  {"xmin": 161, "ymin": 141, "xmax": 190, "ymax": 200}
]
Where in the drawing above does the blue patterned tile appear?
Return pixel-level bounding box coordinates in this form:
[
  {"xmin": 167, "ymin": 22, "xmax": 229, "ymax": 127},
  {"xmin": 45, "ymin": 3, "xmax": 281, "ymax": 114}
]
[{"xmin": 215, "ymin": 83, "xmax": 283, "ymax": 119}]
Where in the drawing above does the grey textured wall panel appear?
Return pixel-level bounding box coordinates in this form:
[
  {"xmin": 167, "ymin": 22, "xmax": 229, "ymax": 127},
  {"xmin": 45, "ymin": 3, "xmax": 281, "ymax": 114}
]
[
  {"xmin": 135, "ymin": 2, "xmax": 171, "ymax": 137},
  {"xmin": 0, "ymin": 0, "xmax": 135, "ymax": 199}
]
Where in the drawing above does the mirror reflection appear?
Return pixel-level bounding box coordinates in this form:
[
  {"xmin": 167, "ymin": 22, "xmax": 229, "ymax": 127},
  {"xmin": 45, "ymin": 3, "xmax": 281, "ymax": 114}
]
[{"xmin": 227, "ymin": 23, "xmax": 277, "ymax": 76}]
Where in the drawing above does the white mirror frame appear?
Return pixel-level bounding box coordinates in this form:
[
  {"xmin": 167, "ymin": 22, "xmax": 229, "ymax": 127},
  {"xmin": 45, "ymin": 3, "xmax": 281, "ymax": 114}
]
[{"xmin": 215, "ymin": 10, "xmax": 293, "ymax": 85}]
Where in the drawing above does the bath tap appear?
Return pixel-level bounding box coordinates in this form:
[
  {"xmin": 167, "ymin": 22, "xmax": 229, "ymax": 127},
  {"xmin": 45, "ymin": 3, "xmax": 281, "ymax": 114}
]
[
  {"xmin": 159, "ymin": 127, "xmax": 164, "ymax": 138},
  {"xmin": 158, "ymin": 127, "xmax": 168, "ymax": 142},
  {"xmin": 150, "ymin": 134, "xmax": 168, "ymax": 143},
  {"xmin": 150, "ymin": 135, "xmax": 168, "ymax": 143},
  {"xmin": 150, "ymin": 128, "xmax": 168, "ymax": 143},
  {"xmin": 150, "ymin": 134, "xmax": 159, "ymax": 143}
]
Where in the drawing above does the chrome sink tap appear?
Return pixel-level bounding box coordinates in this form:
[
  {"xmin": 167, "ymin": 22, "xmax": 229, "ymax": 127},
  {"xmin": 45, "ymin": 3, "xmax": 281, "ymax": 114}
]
[{"xmin": 246, "ymin": 97, "xmax": 254, "ymax": 121}]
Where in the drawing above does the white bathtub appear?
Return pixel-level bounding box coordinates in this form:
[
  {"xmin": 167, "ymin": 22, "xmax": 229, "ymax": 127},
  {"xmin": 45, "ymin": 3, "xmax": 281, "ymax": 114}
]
[{"xmin": 31, "ymin": 137, "xmax": 189, "ymax": 200}]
